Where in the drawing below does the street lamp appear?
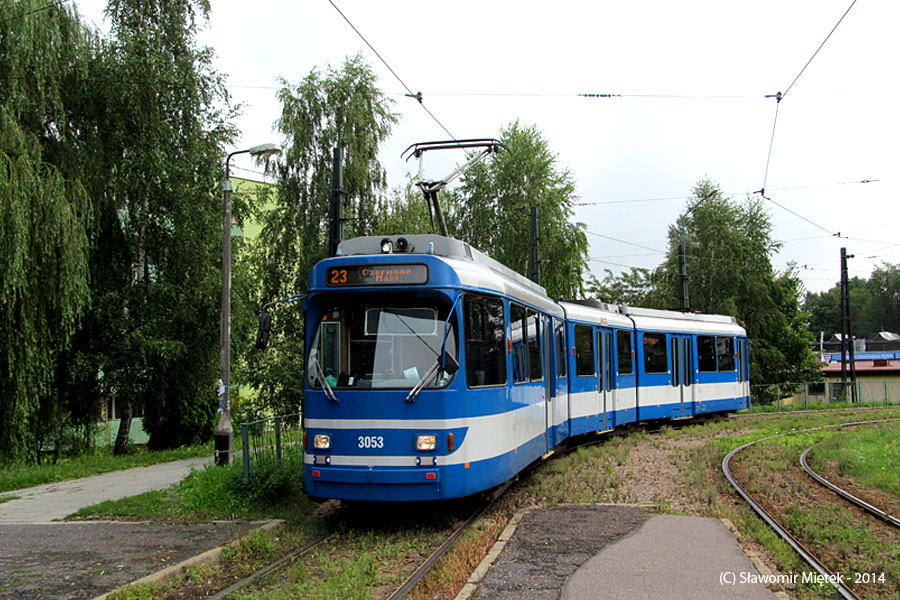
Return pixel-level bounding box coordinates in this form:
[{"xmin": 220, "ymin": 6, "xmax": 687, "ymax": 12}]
[
  {"xmin": 216, "ymin": 143, "xmax": 281, "ymax": 466},
  {"xmin": 679, "ymin": 191, "xmax": 714, "ymax": 311}
]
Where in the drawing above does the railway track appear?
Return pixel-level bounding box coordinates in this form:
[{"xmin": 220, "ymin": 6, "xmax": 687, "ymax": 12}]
[
  {"xmin": 203, "ymin": 480, "xmax": 512, "ymax": 600},
  {"xmin": 800, "ymin": 441, "xmax": 900, "ymax": 530},
  {"xmin": 206, "ymin": 534, "xmax": 330, "ymax": 600},
  {"xmin": 722, "ymin": 417, "xmax": 900, "ymax": 600}
]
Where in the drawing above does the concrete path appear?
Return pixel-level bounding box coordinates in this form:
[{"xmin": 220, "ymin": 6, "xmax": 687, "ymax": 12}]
[
  {"xmin": 464, "ymin": 506, "xmax": 784, "ymax": 600},
  {"xmin": 0, "ymin": 456, "xmax": 212, "ymax": 523},
  {"xmin": 562, "ymin": 514, "xmax": 776, "ymax": 600}
]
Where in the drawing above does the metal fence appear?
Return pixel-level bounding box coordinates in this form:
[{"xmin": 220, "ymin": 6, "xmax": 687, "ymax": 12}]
[
  {"xmin": 751, "ymin": 380, "xmax": 900, "ymax": 409},
  {"xmin": 240, "ymin": 413, "xmax": 303, "ymax": 483}
]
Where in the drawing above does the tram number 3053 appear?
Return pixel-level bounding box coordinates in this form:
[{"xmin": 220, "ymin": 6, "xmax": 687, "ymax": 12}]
[{"xmin": 358, "ymin": 435, "xmax": 384, "ymax": 449}]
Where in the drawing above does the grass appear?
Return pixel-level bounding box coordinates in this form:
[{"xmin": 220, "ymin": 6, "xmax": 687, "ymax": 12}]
[
  {"xmin": 69, "ymin": 458, "xmax": 318, "ymax": 522},
  {"xmin": 808, "ymin": 425, "xmax": 900, "ymax": 499},
  {"xmin": 0, "ymin": 443, "xmax": 213, "ymax": 493},
  {"xmin": 748, "ymin": 400, "xmax": 899, "ymax": 414}
]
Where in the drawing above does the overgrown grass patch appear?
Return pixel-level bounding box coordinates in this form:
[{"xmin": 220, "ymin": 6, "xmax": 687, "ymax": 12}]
[
  {"xmin": 70, "ymin": 459, "xmax": 318, "ymax": 522},
  {"xmin": 747, "ymin": 401, "xmax": 897, "ymax": 414},
  {"xmin": 0, "ymin": 443, "xmax": 213, "ymax": 493},
  {"xmin": 226, "ymin": 505, "xmax": 471, "ymax": 600},
  {"xmin": 809, "ymin": 425, "xmax": 900, "ymax": 499}
]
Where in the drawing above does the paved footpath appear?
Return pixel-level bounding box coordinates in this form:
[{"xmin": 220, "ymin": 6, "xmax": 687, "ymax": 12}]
[
  {"xmin": 0, "ymin": 456, "xmax": 212, "ymax": 523},
  {"xmin": 562, "ymin": 514, "xmax": 777, "ymax": 600},
  {"xmin": 465, "ymin": 505, "xmax": 784, "ymax": 600}
]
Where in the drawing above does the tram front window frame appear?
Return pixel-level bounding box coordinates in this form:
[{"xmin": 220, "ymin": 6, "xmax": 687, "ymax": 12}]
[{"xmin": 307, "ymin": 295, "xmax": 459, "ymax": 390}]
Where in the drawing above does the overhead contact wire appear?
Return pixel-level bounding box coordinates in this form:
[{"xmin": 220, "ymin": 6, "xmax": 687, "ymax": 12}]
[
  {"xmin": 326, "ymin": 0, "xmax": 455, "ymax": 140},
  {"xmin": 782, "ymin": 0, "xmax": 859, "ymax": 100}
]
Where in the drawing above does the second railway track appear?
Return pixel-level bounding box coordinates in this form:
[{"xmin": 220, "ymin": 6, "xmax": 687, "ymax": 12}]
[{"xmin": 723, "ymin": 417, "xmax": 900, "ymax": 600}]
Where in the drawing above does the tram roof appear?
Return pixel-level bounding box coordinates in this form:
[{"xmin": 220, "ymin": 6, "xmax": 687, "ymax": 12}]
[
  {"xmin": 562, "ymin": 301, "xmax": 745, "ymax": 336},
  {"xmin": 336, "ymin": 235, "xmax": 562, "ymax": 315}
]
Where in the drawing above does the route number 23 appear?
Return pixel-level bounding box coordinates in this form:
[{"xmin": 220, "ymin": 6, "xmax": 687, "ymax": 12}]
[{"xmin": 330, "ymin": 269, "xmax": 348, "ymax": 285}]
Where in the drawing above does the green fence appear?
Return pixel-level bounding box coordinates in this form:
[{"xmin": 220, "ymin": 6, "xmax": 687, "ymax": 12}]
[
  {"xmin": 240, "ymin": 413, "xmax": 303, "ymax": 483},
  {"xmin": 751, "ymin": 380, "xmax": 900, "ymax": 409}
]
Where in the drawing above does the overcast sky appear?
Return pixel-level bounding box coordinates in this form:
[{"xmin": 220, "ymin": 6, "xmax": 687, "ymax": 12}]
[{"xmin": 75, "ymin": 0, "xmax": 899, "ymax": 295}]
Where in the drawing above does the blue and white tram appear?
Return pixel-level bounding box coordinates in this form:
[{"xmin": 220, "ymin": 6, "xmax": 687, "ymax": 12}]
[{"xmin": 299, "ymin": 234, "xmax": 749, "ymax": 502}]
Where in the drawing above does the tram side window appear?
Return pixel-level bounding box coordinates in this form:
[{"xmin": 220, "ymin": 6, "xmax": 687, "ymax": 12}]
[
  {"xmin": 698, "ymin": 335, "xmax": 717, "ymax": 372},
  {"xmin": 574, "ymin": 325, "xmax": 594, "ymax": 376},
  {"xmin": 718, "ymin": 337, "xmax": 736, "ymax": 371},
  {"xmin": 643, "ymin": 333, "xmax": 668, "ymax": 374},
  {"xmin": 527, "ymin": 310, "xmax": 543, "ymax": 382},
  {"xmin": 617, "ymin": 330, "xmax": 633, "ymax": 375},
  {"xmin": 510, "ymin": 303, "xmax": 528, "ymax": 383},
  {"xmin": 463, "ymin": 295, "xmax": 507, "ymax": 387},
  {"xmin": 555, "ymin": 321, "xmax": 567, "ymax": 379}
]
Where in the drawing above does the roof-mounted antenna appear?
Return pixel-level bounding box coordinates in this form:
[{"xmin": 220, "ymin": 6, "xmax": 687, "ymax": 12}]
[{"xmin": 401, "ymin": 138, "xmax": 505, "ymax": 237}]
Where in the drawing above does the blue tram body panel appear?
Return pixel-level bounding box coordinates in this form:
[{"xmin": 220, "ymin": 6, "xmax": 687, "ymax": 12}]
[{"xmin": 294, "ymin": 235, "xmax": 750, "ymax": 502}]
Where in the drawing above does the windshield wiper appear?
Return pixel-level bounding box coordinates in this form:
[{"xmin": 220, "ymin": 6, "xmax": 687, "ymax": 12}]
[
  {"xmin": 311, "ymin": 357, "xmax": 338, "ymax": 402},
  {"xmin": 405, "ymin": 351, "xmax": 459, "ymax": 403},
  {"xmin": 388, "ymin": 310, "xmax": 439, "ymax": 358}
]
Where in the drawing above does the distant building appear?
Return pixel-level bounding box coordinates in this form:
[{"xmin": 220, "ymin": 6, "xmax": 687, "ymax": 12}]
[
  {"xmin": 867, "ymin": 331, "xmax": 900, "ymax": 352},
  {"xmin": 822, "ymin": 358, "xmax": 900, "ymax": 380},
  {"xmin": 822, "ymin": 333, "xmax": 864, "ymax": 353}
]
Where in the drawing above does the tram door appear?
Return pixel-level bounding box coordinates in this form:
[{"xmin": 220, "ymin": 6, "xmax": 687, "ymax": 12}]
[
  {"xmin": 543, "ymin": 316, "xmax": 554, "ymax": 453},
  {"xmin": 672, "ymin": 335, "xmax": 694, "ymax": 418},
  {"xmin": 598, "ymin": 329, "xmax": 615, "ymax": 432}
]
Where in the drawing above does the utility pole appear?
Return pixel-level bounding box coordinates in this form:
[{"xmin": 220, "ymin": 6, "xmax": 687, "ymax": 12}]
[
  {"xmin": 680, "ymin": 214, "xmax": 689, "ymax": 311},
  {"xmin": 840, "ymin": 247, "xmax": 857, "ymax": 402},
  {"xmin": 328, "ymin": 146, "xmax": 344, "ymax": 257},
  {"xmin": 529, "ymin": 206, "xmax": 540, "ymax": 285},
  {"xmin": 218, "ymin": 143, "xmax": 281, "ymax": 466}
]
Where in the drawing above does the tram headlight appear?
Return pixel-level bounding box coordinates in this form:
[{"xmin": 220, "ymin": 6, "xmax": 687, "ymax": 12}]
[
  {"xmin": 380, "ymin": 237, "xmax": 393, "ymax": 253},
  {"xmin": 313, "ymin": 434, "xmax": 331, "ymax": 450},
  {"xmin": 416, "ymin": 434, "xmax": 437, "ymax": 451}
]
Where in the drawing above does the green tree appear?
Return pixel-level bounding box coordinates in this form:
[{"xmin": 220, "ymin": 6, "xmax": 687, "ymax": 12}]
[
  {"xmin": 243, "ymin": 55, "xmax": 396, "ymax": 414},
  {"xmin": 586, "ymin": 267, "xmax": 670, "ymax": 308},
  {"xmin": 451, "ymin": 122, "xmax": 589, "ymax": 299},
  {"xmin": 804, "ymin": 263, "xmax": 900, "ymax": 340},
  {"xmin": 655, "ymin": 180, "xmax": 820, "ymax": 385},
  {"xmin": 0, "ymin": 1, "xmax": 95, "ymax": 461},
  {"xmin": 81, "ymin": 0, "xmax": 236, "ymax": 451},
  {"xmin": 867, "ymin": 263, "xmax": 900, "ymax": 334},
  {"xmin": 803, "ymin": 285, "xmax": 842, "ymax": 338}
]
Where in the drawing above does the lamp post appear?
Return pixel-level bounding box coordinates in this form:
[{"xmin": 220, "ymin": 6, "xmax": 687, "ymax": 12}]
[
  {"xmin": 679, "ymin": 191, "xmax": 714, "ymax": 311},
  {"xmin": 216, "ymin": 143, "xmax": 281, "ymax": 466}
]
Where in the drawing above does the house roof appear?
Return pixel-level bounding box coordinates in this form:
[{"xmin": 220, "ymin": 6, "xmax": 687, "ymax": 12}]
[{"xmin": 822, "ymin": 359, "xmax": 900, "ymax": 375}]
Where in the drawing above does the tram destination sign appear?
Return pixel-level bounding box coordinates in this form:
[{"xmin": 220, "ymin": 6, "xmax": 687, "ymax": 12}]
[{"xmin": 326, "ymin": 264, "xmax": 429, "ymax": 286}]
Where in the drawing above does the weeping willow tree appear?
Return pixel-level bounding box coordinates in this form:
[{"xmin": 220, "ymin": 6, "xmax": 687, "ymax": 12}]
[
  {"xmin": 451, "ymin": 121, "xmax": 589, "ymax": 300},
  {"xmin": 1, "ymin": 0, "xmax": 236, "ymax": 460},
  {"xmin": 242, "ymin": 55, "xmax": 397, "ymax": 415},
  {"xmin": 0, "ymin": 1, "xmax": 94, "ymax": 461}
]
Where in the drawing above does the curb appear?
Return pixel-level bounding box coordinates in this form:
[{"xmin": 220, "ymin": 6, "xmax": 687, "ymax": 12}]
[
  {"xmin": 453, "ymin": 505, "xmax": 539, "ymax": 600},
  {"xmin": 454, "ymin": 503, "xmax": 653, "ymax": 600},
  {"xmin": 92, "ymin": 519, "xmax": 284, "ymax": 600}
]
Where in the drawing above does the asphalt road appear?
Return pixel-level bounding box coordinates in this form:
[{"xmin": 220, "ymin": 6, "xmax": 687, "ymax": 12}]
[{"xmin": 0, "ymin": 456, "xmax": 254, "ymax": 599}]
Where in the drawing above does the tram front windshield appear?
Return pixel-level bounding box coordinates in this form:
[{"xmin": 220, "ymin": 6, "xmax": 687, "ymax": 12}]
[{"xmin": 307, "ymin": 299, "xmax": 458, "ymax": 390}]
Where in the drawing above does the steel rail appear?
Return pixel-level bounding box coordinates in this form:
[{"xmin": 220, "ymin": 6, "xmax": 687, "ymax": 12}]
[
  {"xmin": 206, "ymin": 533, "xmax": 329, "ymax": 600},
  {"xmin": 722, "ymin": 417, "xmax": 900, "ymax": 600},
  {"xmin": 386, "ymin": 480, "xmax": 513, "ymax": 600},
  {"xmin": 800, "ymin": 441, "xmax": 900, "ymax": 529}
]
